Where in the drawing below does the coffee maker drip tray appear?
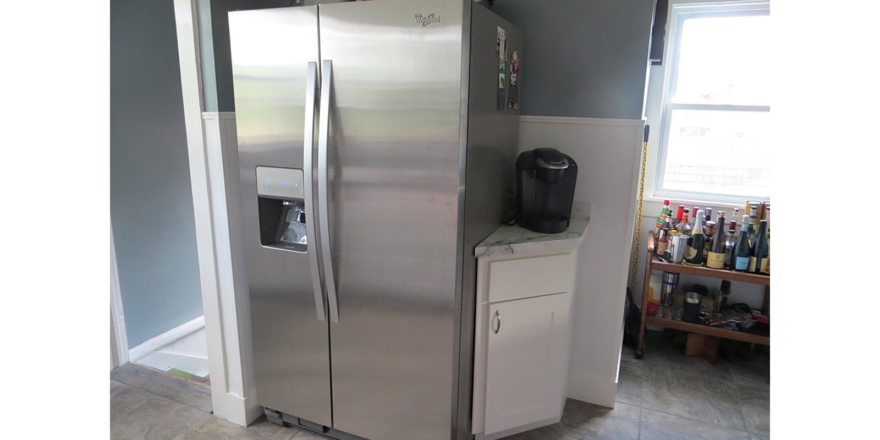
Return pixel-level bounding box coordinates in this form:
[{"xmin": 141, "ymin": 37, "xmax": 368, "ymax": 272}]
[{"xmin": 528, "ymin": 216, "xmax": 570, "ymax": 234}]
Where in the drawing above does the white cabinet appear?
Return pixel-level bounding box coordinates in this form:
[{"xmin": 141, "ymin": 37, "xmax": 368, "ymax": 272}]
[
  {"xmin": 471, "ymin": 250, "xmax": 578, "ymax": 440},
  {"xmin": 484, "ymin": 293, "xmax": 570, "ymax": 435}
]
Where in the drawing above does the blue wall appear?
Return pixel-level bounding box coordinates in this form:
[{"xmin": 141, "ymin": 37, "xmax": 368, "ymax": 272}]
[
  {"xmin": 111, "ymin": 0, "xmax": 204, "ymax": 348},
  {"xmin": 489, "ymin": 0, "xmax": 655, "ymax": 119}
]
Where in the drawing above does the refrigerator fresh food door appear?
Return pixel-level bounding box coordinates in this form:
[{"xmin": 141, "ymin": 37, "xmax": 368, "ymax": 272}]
[
  {"xmin": 229, "ymin": 6, "xmax": 333, "ymax": 427},
  {"xmin": 317, "ymin": 0, "xmax": 467, "ymax": 439}
]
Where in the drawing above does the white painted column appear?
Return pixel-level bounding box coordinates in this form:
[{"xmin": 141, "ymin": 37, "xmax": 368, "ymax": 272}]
[{"xmin": 518, "ymin": 116, "xmax": 644, "ymax": 408}]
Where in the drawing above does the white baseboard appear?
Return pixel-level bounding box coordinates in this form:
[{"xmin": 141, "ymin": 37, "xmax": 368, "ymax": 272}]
[
  {"xmin": 224, "ymin": 389, "xmax": 263, "ymax": 427},
  {"xmin": 566, "ymin": 369, "xmax": 618, "ymax": 409},
  {"xmin": 129, "ymin": 316, "xmax": 206, "ymax": 362}
]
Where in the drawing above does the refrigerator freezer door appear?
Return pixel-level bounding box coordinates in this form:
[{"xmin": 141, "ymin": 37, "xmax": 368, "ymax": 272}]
[
  {"xmin": 229, "ymin": 6, "xmax": 332, "ymax": 427},
  {"xmin": 318, "ymin": 0, "xmax": 467, "ymax": 439}
]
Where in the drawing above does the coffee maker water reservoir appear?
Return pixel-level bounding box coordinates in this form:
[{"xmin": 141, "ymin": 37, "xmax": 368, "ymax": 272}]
[{"xmin": 515, "ymin": 148, "xmax": 578, "ymax": 233}]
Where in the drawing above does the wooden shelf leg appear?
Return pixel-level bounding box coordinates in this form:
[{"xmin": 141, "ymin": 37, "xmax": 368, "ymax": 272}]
[{"xmin": 636, "ymin": 257, "xmax": 653, "ymax": 359}]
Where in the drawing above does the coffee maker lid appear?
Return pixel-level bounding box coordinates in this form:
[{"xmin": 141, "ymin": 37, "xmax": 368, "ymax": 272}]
[{"xmin": 533, "ymin": 148, "xmax": 569, "ymax": 170}]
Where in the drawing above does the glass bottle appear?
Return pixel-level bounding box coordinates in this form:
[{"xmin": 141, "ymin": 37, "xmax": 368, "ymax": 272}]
[
  {"xmin": 723, "ymin": 228, "xmax": 737, "ymax": 269},
  {"xmin": 675, "ymin": 205, "xmax": 685, "ymax": 225},
  {"xmin": 766, "ymin": 225, "xmax": 773, "ymax": 275},
  {"xmin": 676, "ymin": 209, "xmax": 692, "ymax": 237},
  {"xmin": 682, "ymin": 210, "xmax": 706, "ymax": 266},
  {"xmin": 748, "ymin": 219, "xmax": 770, "ymax": 274},
  {"xmin": 747, "ymin": 206, "xmax": 758, "ymax": 245},
  {"xmin": 689, "ymin": 206, "xmax": 700, "ymax": 230},
  {"xmin": 713, "ymin": 280, "xmax": 731, "ymax": 313},
  {"xmin": 731, "ymin": 208, "xmax": 740, "ymax": 237},
  {"xmin": 656, "ymin": 199, "xmax": 671, "ymax": 231},
  {"xmin": 655, "ymin": 219, "xmax": 670, "ymax": 258},
  {"xmin": 706, "ymin": 216, "xmax": 727, "ymax": 269},
  {"xmin": 705, "ymin": 207, "xmax": 713, "ymax": 223},
  {"xmin": 733, "ymin": 215, "xmax": 752, "ymax": 272}
]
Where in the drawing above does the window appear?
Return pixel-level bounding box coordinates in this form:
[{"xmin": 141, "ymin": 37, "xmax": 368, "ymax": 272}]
[{"xmin": 653, "ymin": 1, "xmax": 771, "ymax": 203}]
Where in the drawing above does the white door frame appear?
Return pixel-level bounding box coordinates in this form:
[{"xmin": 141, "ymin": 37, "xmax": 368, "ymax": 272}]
[
  {"xmin": 110, "ymin": 222, "xmax": 129, "ymax": 370},
  {"xmin": 171, "ymin": 0, "xmax": 256, "ymax": 426}
]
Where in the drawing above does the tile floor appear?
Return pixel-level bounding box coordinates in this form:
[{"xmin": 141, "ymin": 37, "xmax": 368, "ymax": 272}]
[{"xmin": 110, "ymin": 330, "xmax": 770, "ymax": 440}]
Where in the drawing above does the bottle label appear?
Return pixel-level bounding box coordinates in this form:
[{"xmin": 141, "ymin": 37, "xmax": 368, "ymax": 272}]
[
  {"xmin": 656, "ymin": 241, "xmax": 668, "ymax": 255},
  {"xmin": 735, "ymin": 256, "xmax": 750, "ymax": 271},
  {"xmin": 706, "ymin": 252, "xmax": 725, "ymax": 269},
  {"xmin": 748, "ymin": 257, "xmax": 769, "ymax": 273},
  {"xmin": 685, "ymin": 246, "xmax": 698, "ymax": 259}
]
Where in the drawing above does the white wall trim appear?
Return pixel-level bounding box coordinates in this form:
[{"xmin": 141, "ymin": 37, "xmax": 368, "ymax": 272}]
[
  {"xmin": 110, "ymin": 223, "xmax": 129, "ymax": 369},
  {"xmin": 173, "ymin": 0, "xmax": 231, "ymax": 422},
  {"xmin": 129, "ymin": 316, "xmax": 206, "ymax": 361},
  {"xmin": 203, "ymin": 110, "xmax": 260, "ymax": 427},
  {"xmin": 226, "ymin": 389, "xmax": 263, "ymax": 429},
  {"xmin": 520, "ymin": 115, "xmax": 645, "ymax": 127}
]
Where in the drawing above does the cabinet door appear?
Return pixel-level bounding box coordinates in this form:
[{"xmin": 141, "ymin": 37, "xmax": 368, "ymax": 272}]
[{"xmin": 484, "ymin": 293, "xmax": 569, "ymax": 435}]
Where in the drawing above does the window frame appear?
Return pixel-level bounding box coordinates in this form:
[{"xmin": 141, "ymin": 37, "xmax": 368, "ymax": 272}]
[{"xmin": 651, "ymin": 0, "xmax": 771, "ymax": 205}]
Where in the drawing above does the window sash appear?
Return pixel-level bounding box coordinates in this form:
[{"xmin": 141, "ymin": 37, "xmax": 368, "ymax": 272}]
[{"xmin": 654, "ymin": 1, "xmax": 771, "ymax": 204}]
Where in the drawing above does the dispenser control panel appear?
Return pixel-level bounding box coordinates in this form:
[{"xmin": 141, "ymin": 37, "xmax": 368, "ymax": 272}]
[{"xmin": 256, "ymin": 167, "xmax": 304, "ymax": 200}]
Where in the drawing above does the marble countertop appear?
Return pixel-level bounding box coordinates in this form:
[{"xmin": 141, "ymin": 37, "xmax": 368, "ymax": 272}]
[{"xmin": 474, "ymin": 218, "xmax": 590, "ymax": 258}]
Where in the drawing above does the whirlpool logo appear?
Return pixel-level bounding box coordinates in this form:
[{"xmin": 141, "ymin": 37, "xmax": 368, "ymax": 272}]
[{"xmin": 414, "ymin": 14, "xmax": 440, "ymax": 26}]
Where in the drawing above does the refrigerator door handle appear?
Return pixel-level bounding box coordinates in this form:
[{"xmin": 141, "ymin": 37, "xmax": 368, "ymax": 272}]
[
  {"xmin": 303, "ymin": 61, "xmax": 326, "ymax": 322},
  {"xmin": 318, "ymin": 59, "xmax": 340, "ymax": 324}
]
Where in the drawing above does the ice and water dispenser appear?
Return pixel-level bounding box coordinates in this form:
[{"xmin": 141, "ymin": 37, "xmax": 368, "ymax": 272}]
[{"xmin": 256, "ymin": 166, "xmax": 309, "ymax": 252}]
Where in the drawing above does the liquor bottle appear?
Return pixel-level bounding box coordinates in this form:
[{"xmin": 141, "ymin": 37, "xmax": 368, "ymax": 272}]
[
  {"xmin": 702, "ymin": 211, "xmax": 714, "ymax": 259},
  {"xmin": 714, "ymin": 210, "xmax": 725, "ymax": 238},
  {"xmin": 655, "ymin": 219, "xmax": 670, "ymax": 258},
  {"xmin": 733, "ymin": 215, "xmax": 751, "ymax": 272},
  {"xmin": 748, "ymin": 219, "xmax": 770, "ymax": 274},
  {"xmin": 677, "ymin": 209, "xmax": 692, "ymax": 237},
  {"xmin": 706, "ymin": 216, "xmax": 727, "ymax": 269},
  {"xmin": 747, "ymin": 206, "xmax": 758, "ymax": 245},
  {"xmin": 702, "ymin": 232, "xmax": 712, "ymax": 261},
  {"xmin": 682, "ymin": 210, "xmax": 706, "ymax": 266},
  {"xmin": 705, "ymin": 207, "xmax": 713, "ymax": 223},
  {"xmin": 656, "ymin": 199, "xmax": 671, "ymax": 230},
  {"xmin": 732, "ymin": 208, "xmax": 740, "ymax": 232},
  {"xmin": 746, "ymin": 201, "xmax": 762, "ymax": 222},
  {"xmin": 723, "ymin": 228, "xmax": 736, "ymax": 269},
  {"xmin": 713, "ymin": 280, "xmax": 731, "ymax": 313},
  {"xmin": 675, "ymin": 205, "xmax": 685, "ymax": 224},
  {"xmin": 689, "ymin": 207, "xmax": 700, "ymax": 229},
  {"xmin": 766, "ymin": 223, "xmax": 773, "ymax": 275}
]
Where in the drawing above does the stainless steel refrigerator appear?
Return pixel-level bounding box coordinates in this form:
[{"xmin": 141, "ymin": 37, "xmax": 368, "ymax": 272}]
[{"xmin": 229, "ymin": 1, "xmax": 522, "ymax": 439}]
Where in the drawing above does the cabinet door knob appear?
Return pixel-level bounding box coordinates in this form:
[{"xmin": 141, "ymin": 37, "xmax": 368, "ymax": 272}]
[{"xmin": 493, "ymin": 310, "xmax": 502, "ymax": 334}]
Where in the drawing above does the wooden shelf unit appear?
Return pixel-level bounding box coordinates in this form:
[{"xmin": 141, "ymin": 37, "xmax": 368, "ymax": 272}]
[{"xmin": 636, "ymin": 232, "xmax": 770, "ymax": 358}]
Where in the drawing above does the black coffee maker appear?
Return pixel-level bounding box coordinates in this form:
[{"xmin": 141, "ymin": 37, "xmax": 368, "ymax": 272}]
[{"xmin": 515, "ymin": 148, "xmax": 578, "ymax": 233}]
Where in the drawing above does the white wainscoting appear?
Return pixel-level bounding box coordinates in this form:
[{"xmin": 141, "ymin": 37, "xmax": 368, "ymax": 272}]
[{"xmin": 519, "ymin": 116, "xmax": 645, "ymax": 408}]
